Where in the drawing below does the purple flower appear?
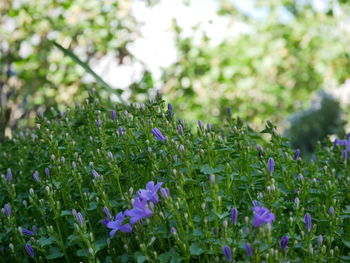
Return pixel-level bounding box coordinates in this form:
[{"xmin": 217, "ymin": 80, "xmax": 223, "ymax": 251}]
[
  {"xmin": 328, "ymin": 206, "xmax": 335, "ymax": 215},
  {"xmin": 293, "ymin": 149, "xmax": 301, "ymax": 160},
  {"xmin": 304, "ymin": 213, "xmax": 312, "ymax": 232},
  {"xmin": 102, "ymin": 218, "xmax": 110, "ymax": 226},
  {"xmin": 206, "ymin": 123, "xmax": 212, "ymax": 131},
  {"xmin": 33, "ymin": 171, "xmax": 40, "ymax": 182},
  {"xmin": 92, "ymin": 170, "xmax": 100, "ymax": 179},
  {"xmin": 334, "ymin": 139, "xmax": 347, "ymax": 146},
  {"xmin": 223, "ymin": 246, "xmax": 232, "ymax": 262},
  {"xmin": 104, "ymin": 206, "xmax": 112, "ymax": 218},
  {"xmin": 267, "ymin": 157, "xmax": 274, "ymax": 175},
  {"xmin": 96, "ymin": 119, "xmax": 102, "ymax": 128},
  {"xmin": 124, "ymin": 198, "xmax": 153, "ymax": 224},
  {"xmin": 294, "ymin": 197, "xmax": 300, "ymax": 206},
  {"xmin": 107, "ymin": 151, "xmax": 113, "ymax": 160},
  {"xmin": 209, "ymin": 174, "xmax": 215, "ymax": 184},
  {"xmin": 318, "ymin": 235, "xmax": 323, "ymax": 246},
  {"xmin": 111, "ymin": 110, "xmax": 117, "ymax": 121},
  {"xmin": 231, "ymin": 208, "xmax": 238, "ymax": 224},
  {"xmin": 4, "ymin": 203, "xmax": 11, "ymax": 217},
  {"xmin": 106, "ymin": 212, "xmax": 132, "ymax": 237},
  {"xmin": 252, "ymin": 200, "xmax": 259, "ymax": 207},
  {"xmin": 280, "ymin": 236, "xmax": 288, "ymax": 250},
  {"xmin": 76, "ymin": 212, "xmax": 84, "ymax": 226},
  {"xmin": 252, "ymin": 206, "xmax": 275, "ymax": 227},
  {"xmin": 32, "ymin": 225, "xmax": 38, "ymax": 234},
  {"xmin": 298, "ymin": 174, "xmax": 304, "ymax": 181},
  {"xmin": 245, "ymin": 243, "xmax": 252, "ymax": 257},
  {"xmin": 7, "ymin": 168, "xmax": 12, "ymax": 182},
  {"xmin": 138, "ymin": 181, "xmax": 163, "ymax": 204},
  {"xmin": 342, "ymin": 150, "xmax": 348, "ymax": 161},
  {"xmin": 118, "ymin": 127, "xmax": 123, "ymax": 135},
  {"xmin": 152, "ymin": 128, "xmax": 166, "ymax": 141},
  {"xmin": 44, "ymin": 168, "xmax": 50, "ymax": 177},
  {"xmin": 226, "ymin": 107, "xmax": 232, "ymax": 117},
  {"xmin": 178, "ymin": 124, "xmax": 183, "ymax": 135},
  {"xmin": 71, "ymin": 209, "xmax": 77, "ymax": 218},
  {"xmin": 25, "ymin": 243, "xmax": 34, "ymax": 257},
  {"xmin": 168, "ymin": 103, "xmax": 174, "ymax": 117},
  {"xmin": 22, "ymin": 228, "xmax": 34, "ymax": 236},
  {"xmin": 72, "ymin": 161, "xmax": 76, "ymax": 169},
  {"xmin": 170, "ymin": 227, "xmax": 177, "ymax": 235},
  {"xmin": 198, "ymin": 120, "xmax": 203, "ymax": 129},
  {"xmin": 160, "ymin": 187, "xmax": 170, "ymax": 199}
]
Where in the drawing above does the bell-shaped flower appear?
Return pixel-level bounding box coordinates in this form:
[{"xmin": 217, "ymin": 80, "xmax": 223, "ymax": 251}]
[{"xmin": 106, "ymin": 212, "xmax": 132, "ymax": 237}]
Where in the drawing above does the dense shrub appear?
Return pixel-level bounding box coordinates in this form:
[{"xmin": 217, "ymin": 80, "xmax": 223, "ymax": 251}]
[
  {"xmin": 0, "ymin": 94, "xmax": 349, "ymax": 262},
  {"xmin": 286, "ymin": 92, "xmax": 346, "ymax": 155}
]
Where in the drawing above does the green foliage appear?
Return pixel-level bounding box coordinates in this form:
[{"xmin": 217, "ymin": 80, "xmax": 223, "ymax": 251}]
[
  {"xmin": 286, "ymin": 92, "xmax": 346, "ymax": 154},
  {"xmin": 3, "ymin": 0, "xmax": 350, "ymax": 138},
  {"xmin": 162, "ymin": 1, "xmax": 350, "ymax": 127},
  {"xmin": 0, "ymin": 95, "xmax": 349, "ymax": 262},
  {"xmin": 0, "ymin": 0, "xmax": 151, "ymax": 135}
]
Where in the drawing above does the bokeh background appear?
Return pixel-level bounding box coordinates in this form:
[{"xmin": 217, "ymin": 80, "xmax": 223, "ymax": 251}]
[{"xmin": 1, "ymin": 0, "xmax": 350, "ymax": 153}]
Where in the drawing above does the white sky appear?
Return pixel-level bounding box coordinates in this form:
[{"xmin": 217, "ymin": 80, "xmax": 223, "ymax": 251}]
[
  {"xmin": 83, "ymin": 0, "xmax": 343, "ymax": 102},
  {"xmin": 91, "ymin": 0, "xmax": 253, "ymax": 99}
]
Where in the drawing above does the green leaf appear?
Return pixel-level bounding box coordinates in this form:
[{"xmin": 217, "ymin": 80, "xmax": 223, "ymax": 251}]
[
  {"xmin": 76, "ymin": 248, "xmax": 89, "ymax": 258},
  {"xmin": 53, "ymin": 41, "xmax": 125, "ymax": 103},
  {"xmin": 201, "ymin": 164, "xmax": 214, "ymax": 174},
  {"xmin": 343, "ymin": 240, "xmax": 350, "ymax": 248},
  {"xmin": 47, "ymin": 247, "xmax": 64, "ymax": 259},
  {"xmin": 340, "ymin": 256, "xmax": 350, "ymax": 261},
  {"xmin": 190, "ymin": 243, "xmax": 204, "ymax": 256},
  {"xmin": 60, "ymin": 210, "xmax": 72, "ymax": 216},
  {"xmin": 159, "ymin": 248, "xmax": 181, "ymax": 263},
  {"xmin": 120, "ymin": 254, "xmax": 129, "ymax": 263},
  {"xmin": 200, "ymin": 164, "xmax": 224, "ymax": 175},
  {"xmin": 52, "ymin": 180, "xmax": 61, "ymax": 189},
  {"xmin": 192, "ymin": 228, "xmax": 204, "ymax": 237},
  {"xmin": 87, "ymin": 201, "xmax": 98, "ymax": 211},
  {"xmin": 134, "ymin": 251, "xmax": 147, "ymax": 263},
  {"xmin": 94, "ymin": 238, "xmax": 107, "ymax": 253},
  {"xmin": 37, "ymin": 236, "xmax": 56, "ymax": 247}
]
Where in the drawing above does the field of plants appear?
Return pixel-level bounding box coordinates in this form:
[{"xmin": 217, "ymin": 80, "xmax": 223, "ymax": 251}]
[{"xmin": 1, "ymin": 94, "xmax": 349, "ymax": 262}]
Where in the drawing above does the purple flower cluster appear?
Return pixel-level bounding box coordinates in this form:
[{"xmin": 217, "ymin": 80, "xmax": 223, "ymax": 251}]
[
  {"xmin": 334, "ymin": 138, "xmax": 350, "ymax": 160},
  {"xmin": 25, "ymin": 243, "xmax": 35, "ymax": 257},
  {"xmin": 223, "ymin": 246, "xmax": 232, "ymax": 262},
  {"xmin": 280, "ymin": 236, "xmax": 289, "ymax": 250},
  {"xmin": 293, "ymin": 149, "xmax": 301, "ymax": 160},
  {"xmin": 22, "ymin": 227, "xmax": 35, "ymax": 236},
  {"xmin": 267, "ymin": 157, "xmax": 274, "ymax": 175},
  {"xmin": 106, "ymin": 212, "xmax": 132, "ymax": 236},
  {"xmin": 105, "ymin": 181, "xmax": 169, "ymax": 238},
  {"xmin": 3, "ymin": 203, "xmax": 11, "ymax": 217},
  {"xmin": 152, "ymin": 128, "xmax": 166, "ymax": 141},
  {"xmin": 7, "ymin": 168, "xmax": 12, "ymax": 182},
  {"xmin": 72, "ymin": 209, "xmax": 84, "ymax": 226},
  {"xmin": 252, "ymin": 206, "xmax": 275, "ymax": 227},
  {"xmin": 304, "ymin": 213, "xmax": 312, "ymax": 232},
  {"xmin": 168, "ymin": 103, "xmax": 174, "ymax": 118}
]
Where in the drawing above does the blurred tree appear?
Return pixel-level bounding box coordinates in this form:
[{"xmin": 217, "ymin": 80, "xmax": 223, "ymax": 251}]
[
  {"xmin": 161, "ymin": 0, "xmax": 350, "ymax": 128},
  {"xmin": 0, "ymin": 0, "xmax": 157, "ymax": 139},
  {"xmin": 1, "ymin": 0, "xmax": 350, "ymax": 141},
  {"xmin": 285, "ymin": 91, "xmax": 345, "ymax": 154}
]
